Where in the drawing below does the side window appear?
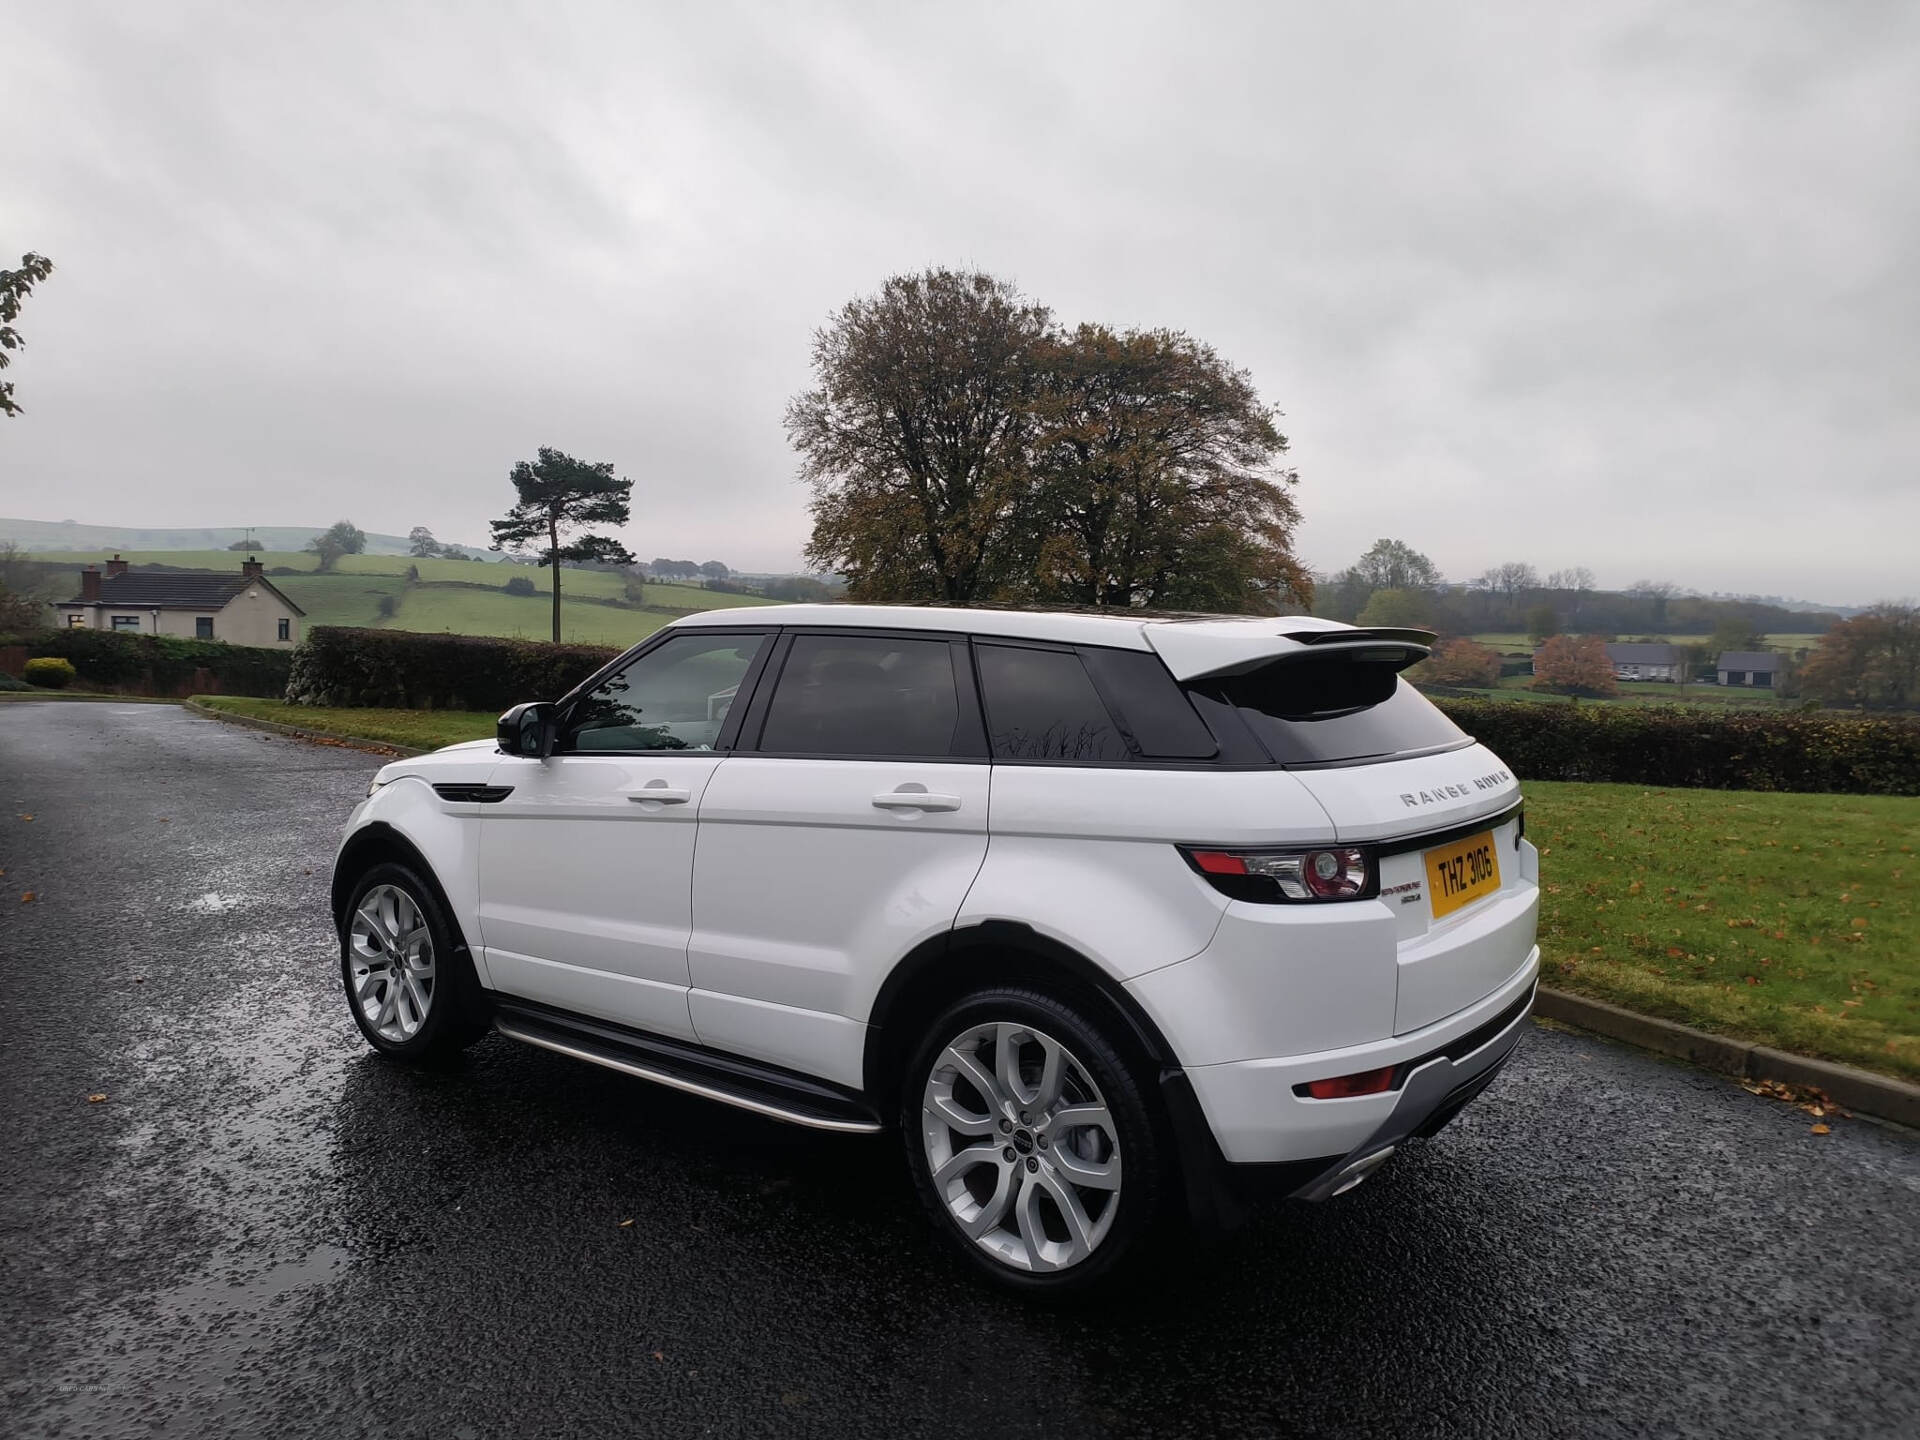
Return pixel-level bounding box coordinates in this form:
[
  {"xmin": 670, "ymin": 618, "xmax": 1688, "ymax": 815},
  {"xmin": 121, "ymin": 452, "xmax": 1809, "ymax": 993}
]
[
  {"xmin": 196, "ymin": 616, "xmax": 215, "ymax": 639},
  {"xmin": 759, "ymin": 634, "xmax": 960, "ymax": 757},
  {"xmin": 1079, "ymin": 647, "xmax": 1219, "ymax": 759},
  {"xmin": 277, "ymin": 618, "xmax": 291, "ymax": 642},
  {"xmin": 976, "ymin": 644, "xmax": 1130, "ymax": 762},
  {"xmin": 560, "ymin": 632, "xmax": 769, "ymax": 753}
]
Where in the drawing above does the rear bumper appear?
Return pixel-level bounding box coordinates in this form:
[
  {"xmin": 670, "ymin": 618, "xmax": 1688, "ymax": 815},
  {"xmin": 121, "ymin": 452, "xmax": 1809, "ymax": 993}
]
[{"xmin": 1161, "ymin": 950, "xmax": 1538, "ymax": 1225}]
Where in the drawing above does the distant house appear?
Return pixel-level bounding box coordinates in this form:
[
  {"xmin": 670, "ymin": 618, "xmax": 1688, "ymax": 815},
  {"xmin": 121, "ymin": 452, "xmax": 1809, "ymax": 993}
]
[
  {"xmin": 1717, "ymin": 650, "xmax": 1785, "ymax": 688},
  {"xmin": 1604, "ymin": 642, "xmax": 1683, "ymax": 682},
  {"xmin": 53, "ymin": 555, "xmax": 305, "ymax": 648}
]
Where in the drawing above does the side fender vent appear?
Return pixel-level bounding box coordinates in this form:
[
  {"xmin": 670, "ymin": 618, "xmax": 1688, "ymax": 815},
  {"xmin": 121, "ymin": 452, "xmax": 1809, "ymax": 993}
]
[{"xmin": 431, "ymin": 783, "xmax": 514, "ymax": 804}]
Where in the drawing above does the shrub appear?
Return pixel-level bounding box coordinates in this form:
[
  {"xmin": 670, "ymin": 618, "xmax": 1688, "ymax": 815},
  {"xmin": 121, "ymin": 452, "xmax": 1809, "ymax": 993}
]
[
  {"xmin": 0, "ymin": 631, "xmax": 292, "ymax": 698},
  {"xmin": 1530, "ymin": 634, "xmax": 1617, "ymax": 696},
  {"xmin": 1412, "ymin": 638, "xmax": 1503, "ymax": 689},
  {"xmin": 504, "ymin": 575, "xmax": 537, "ymax": 597},
  {"xmin": 286, "ymin": 626, "xmax": 619, "ymax": 710},
  {"xmin": 0, "ymin": 669, "xmax": 33, "ymax": 692},
  {"xmin": 375, "ymin": 595, "xmax": 398, "ymax": 619},
  {"xmin": 23, "ymin": 656, "xmax": 76, "ymax": 688},
  {"xmin": 1433, "ymin": 699, "xmax": 1920, "ymax": 796}
]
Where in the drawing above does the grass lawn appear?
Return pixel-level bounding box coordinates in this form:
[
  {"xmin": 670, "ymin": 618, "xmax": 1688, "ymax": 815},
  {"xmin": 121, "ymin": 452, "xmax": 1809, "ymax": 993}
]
[
  {"xmin": 196, "ymin": 696, "xmax": 497, "ymax": 750},
  {"xmin": 1527, "ymin": 781, "xmax": 1920, "ymax": 1082}
]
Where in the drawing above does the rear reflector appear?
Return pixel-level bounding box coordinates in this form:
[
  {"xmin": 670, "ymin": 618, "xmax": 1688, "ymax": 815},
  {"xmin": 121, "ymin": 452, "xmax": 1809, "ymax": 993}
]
[
  {"xmin": 1296, "ymin": 1065, "xmax": 1398, "ymax": 1100},
  {"xmin": 1189, "ymin": 850, "xmax": 1249, "ymax": 876}
]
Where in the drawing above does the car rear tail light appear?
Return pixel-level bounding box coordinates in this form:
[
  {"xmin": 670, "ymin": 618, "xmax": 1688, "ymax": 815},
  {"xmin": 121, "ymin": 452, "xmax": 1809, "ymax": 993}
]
[
  {"xmin": 1295, "ymin": 1065, "xmax": 1398, "ymax": 1100},
  {"xmin": 1179, "ymin": 845, "xmax": 1376, "ymax": 903}
]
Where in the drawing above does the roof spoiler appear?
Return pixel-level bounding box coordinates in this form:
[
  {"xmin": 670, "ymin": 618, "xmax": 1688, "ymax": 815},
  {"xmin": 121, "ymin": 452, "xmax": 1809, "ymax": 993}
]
[{"xmin": 1147, "ymin": 623, "xmax": 1436, "ymax": 681}]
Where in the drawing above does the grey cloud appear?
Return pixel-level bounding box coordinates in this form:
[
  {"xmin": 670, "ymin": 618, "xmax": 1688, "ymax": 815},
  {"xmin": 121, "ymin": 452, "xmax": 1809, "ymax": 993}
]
[{"xmin": 1, "ymin": 1, "xmax": 1914, "ymax": 600}]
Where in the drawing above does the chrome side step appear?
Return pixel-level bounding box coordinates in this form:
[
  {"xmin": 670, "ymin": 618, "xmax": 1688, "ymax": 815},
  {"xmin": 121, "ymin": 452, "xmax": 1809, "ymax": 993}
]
[{"xmin": 492, "ymin": 1006, "xmax": 884, "ymax": 1135}]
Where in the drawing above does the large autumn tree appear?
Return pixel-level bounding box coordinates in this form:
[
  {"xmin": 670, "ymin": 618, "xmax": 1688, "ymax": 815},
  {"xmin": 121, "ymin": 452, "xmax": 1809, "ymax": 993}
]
[
  {"xmin": 789, "ymin": 269, "xmax": 1049, "ymax": 604},
  {"xmin": 491, "ymin": 447, "xmax": 635, "ymax": 642},
  {"xmin": 1799, "ymin": 605, "xmax": 1920, "ymax": 709},
  {"xmin": 789, "ymin": 269, "xmax": 1309, "ymax": 612},
  {"xmin": 1028, "ymin": 325, "xmax": 1307, "ymax": 610}
]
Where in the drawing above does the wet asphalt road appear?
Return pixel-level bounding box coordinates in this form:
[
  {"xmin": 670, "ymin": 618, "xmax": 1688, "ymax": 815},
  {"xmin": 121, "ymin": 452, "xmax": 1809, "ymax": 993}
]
[{"xmin": 1, "ymin": 701, "xmax": 1916, "ymax": 1440}]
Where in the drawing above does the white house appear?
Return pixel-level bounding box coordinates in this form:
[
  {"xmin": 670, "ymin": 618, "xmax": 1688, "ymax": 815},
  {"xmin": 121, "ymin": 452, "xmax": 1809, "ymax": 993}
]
[
  {"xmin": 1604, "ymin": 642, "xmax": 1684, "ymax": 682},
  {"xmin": 54, "ymin": 555, "xmax": 305, "ymax": 648}
]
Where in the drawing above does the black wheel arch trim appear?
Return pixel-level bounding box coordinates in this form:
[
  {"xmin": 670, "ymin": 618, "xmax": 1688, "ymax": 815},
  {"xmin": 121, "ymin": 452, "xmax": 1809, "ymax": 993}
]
[
  {"xmin": 865, "ymin": 920, "xmax": 1180, "ymax": 1090},
  {"xmin": 331, "ymin": 822, "xmax": 471, "ymax": 960}
]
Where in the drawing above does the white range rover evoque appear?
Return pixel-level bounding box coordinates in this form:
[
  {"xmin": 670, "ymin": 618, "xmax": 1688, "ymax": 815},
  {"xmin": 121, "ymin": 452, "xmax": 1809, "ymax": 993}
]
[{"xmin": 333, "ymin": 605, "xmax": 1540, "ymax": 1293}]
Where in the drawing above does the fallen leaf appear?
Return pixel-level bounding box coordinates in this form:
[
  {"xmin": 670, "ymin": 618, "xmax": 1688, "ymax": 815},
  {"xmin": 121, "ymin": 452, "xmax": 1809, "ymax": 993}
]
[
  {"xmin": 1810, "ymin": 1124, "xmax": 1831, "ymax": 1135},
  {"xmin": 652, "ymin": 1351, "xmax": 665, "ymax": 1362},
  {"xmin": 18, "ymin": 814, "xmax": 32, "ymax": 822},
  {"xmin": 20, "ymin": 892, "xmax": 33, "ymax": 904},
  {"xmin": 618, "ymin": 1218, "xmax": 635, "ymax": 1228},
  {"xmin": 87, "ymin": 1093, "xmax": 106, "ymax": 1103}
]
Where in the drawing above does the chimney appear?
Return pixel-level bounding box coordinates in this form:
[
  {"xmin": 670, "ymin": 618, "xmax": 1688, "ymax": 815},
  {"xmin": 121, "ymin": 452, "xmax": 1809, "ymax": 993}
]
[
  {"xmin": 241, "ymin": 555, "xmax": 263, "ymax": 580},
  {"xmin": 105, "ymin": 553, "xmax": 130, "ymax": 577},
  {"xmin": 81, "ymin": 566, "xmax": 102, "ymax": 601}
]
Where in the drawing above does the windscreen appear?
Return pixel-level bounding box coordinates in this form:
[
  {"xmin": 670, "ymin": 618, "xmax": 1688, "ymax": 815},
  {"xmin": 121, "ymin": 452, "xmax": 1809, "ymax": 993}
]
[{"xmin": 1187, "ymin": 659, "xmax": 1468, "ymax": 766}]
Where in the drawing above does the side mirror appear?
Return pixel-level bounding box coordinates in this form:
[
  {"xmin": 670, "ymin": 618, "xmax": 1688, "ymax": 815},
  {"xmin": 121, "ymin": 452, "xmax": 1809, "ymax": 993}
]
[{"xmin": 497, "ymin": 701, "xmax": 556, "ymax": 758}]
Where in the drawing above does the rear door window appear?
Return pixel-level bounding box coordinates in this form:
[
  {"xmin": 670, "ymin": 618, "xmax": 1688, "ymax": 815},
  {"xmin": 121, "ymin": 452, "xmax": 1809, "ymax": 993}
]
[
  {"xmin": 1191, "ymin": 660, "xmax": 1467, "ymax": 766},
  {"xmin": 976, "ymin": 644, "xmax": 1130, "ymax": 762},
  {"xmin": 759, "ymin": 634, "xmax": 962, "ymax": 757}
]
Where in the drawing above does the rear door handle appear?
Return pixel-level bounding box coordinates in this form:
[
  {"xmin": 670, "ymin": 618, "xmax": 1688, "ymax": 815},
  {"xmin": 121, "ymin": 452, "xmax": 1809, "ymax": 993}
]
[
  {"xmin": 626, "ymin": 783, "xmax": 692, "ymax": 805},
  {"xmin": 872, "ymin": 790, "xmax": 962, "ymax": 813}
]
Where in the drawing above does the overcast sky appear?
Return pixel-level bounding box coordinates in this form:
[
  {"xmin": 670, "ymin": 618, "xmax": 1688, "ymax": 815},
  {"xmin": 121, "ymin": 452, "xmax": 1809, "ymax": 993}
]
[{"xmin": 3, "ymin": 2, "xmax": 1915, "ymax": 602}]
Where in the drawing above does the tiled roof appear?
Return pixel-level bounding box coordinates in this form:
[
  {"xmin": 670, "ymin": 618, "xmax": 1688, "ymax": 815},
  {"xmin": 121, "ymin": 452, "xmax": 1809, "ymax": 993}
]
[{"xmin": 61, "ymin": 569, "xmax": 306, "ymax": 615}]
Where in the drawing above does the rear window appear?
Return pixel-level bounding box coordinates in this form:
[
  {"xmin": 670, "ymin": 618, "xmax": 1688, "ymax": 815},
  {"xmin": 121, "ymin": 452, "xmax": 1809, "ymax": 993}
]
[
  {"xmin": 759, "ymin": 634, "xmax": 961, "ymax": 757},
  {"xmin": 1190, "ymin": 660, "xmax": 1467, "ymax": 767}
]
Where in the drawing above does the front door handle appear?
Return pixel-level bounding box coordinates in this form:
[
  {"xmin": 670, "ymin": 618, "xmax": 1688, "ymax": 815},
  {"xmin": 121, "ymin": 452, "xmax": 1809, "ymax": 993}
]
[
  {"xmin": 872, "ymin": 789, "xmax": 962, "ymax": 813},
  {"xmin": 626, "ymin": 782, "xmax": 692, "ymax": 805}
]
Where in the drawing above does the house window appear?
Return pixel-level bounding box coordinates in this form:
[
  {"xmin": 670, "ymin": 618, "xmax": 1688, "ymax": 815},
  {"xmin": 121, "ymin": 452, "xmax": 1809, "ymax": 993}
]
[
  {"xmin": 67, "ymin": 613, "xmax": 86, "ymax": 628},
  {"xmin": 277, "ymin": 618, "xmax": 291, "ymax": 642},
  {"xmin": 1752, "ymin": 671, "xmax": 1771, "ymax": 688},
  {"xmin": 196, "ymin": 617, "xmax": 215, "ymax": 639},
  {"xmin": 110, "ymin": 615, "xmax": 141, "ymax": 632}
]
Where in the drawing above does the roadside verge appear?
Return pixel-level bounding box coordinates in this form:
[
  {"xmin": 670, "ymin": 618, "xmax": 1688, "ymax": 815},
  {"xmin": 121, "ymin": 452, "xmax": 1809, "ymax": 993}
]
[
  {"xmin": 182, "ymin": 696, "xmax": 428, "ymax": 756},
  {"xmin": 1535, "ymin": 987, "xmax": 1920, "ymax": 1129}
]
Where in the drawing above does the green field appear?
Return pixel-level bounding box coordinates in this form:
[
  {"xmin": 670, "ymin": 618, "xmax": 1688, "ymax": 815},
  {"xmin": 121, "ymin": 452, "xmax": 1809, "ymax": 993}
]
[
  {"xmin": 1435, "ymin": 676, "xmax": 1791, "ymax": 710},
  {"xmin": 379, "ymin": 586, "xmax": 677, "ymax": 646},
  {"xmin": 24, "ymin": 549, "xmax": 777, "ymax": 641},
  {"xmin": 1471, "ymin": 632, "xmax": 1827, "ymax": 653},
  {"xmin": 1528, "ymin": 781, "xmax": 1919, "ymax": 1082}
]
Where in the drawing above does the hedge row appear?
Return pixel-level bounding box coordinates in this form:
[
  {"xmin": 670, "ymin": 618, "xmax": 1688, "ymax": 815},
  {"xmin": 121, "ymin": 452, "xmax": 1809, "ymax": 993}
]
[
  {"xmin": 285, "ymin": 626, "xmax": 620, "ymax": 710},
  {"xmin": 0, "ymin": 629, "xmax": 294, "ymax": 698},
  {"xmin": 1432, "ymin": 698, "xmax": 1920, "ymax": 796}
]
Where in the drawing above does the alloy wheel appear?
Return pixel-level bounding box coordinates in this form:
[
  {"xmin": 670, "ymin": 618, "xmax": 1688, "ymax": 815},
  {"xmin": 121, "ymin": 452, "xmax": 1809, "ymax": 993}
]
[
  {"xmin": 920, "ymin": 1022, "xmax": 1123, "ymax": 1274},
  {"xmin": 348, "ymin": 883, "xmax": 436, "ymax": 1042}
]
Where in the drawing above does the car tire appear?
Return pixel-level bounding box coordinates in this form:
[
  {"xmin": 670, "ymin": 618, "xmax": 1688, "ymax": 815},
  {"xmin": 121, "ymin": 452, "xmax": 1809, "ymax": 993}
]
[
  {"xmin": 901, "ymin": 985, "xmax": 1169, "ymax": 1297},
  {"xmin": 340, "ymin": 861, "xmax": 491, "ymax": 1063}
]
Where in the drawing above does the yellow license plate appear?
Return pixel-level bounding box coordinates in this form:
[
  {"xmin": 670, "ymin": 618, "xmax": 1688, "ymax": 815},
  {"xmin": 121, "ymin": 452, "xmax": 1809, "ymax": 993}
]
[{"xmin": 1425, "ymin": 831, "xmax": 1501, "ymax": 918}]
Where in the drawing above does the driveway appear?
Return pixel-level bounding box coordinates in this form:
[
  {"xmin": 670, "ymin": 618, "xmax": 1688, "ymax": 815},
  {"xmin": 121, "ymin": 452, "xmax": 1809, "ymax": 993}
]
[{"xmin": 2, "ymin": 701, "xmax": 1915, "ymax": 1439}]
